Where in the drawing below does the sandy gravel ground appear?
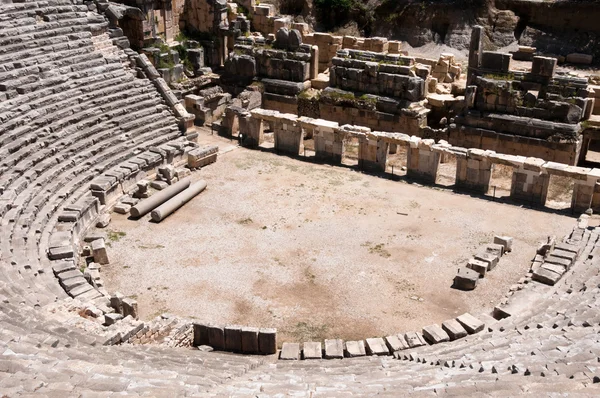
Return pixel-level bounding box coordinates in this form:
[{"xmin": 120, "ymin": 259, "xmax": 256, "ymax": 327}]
[{"xmin": 101, "ymin": 134, "xmax": 575, "ymax": 344}]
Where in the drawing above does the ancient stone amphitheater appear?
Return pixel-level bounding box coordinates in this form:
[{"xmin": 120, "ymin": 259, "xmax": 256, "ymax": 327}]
[{"xmin": 2, "ymin": 0, "xmax": 600, "ymax": 396}]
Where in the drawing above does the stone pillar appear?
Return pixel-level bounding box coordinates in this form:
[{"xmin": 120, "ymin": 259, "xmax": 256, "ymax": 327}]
[
  {"xmin": 358, "ymin": 135, "xmax": 387, "ymax": 172},
  {"xmin": 310, "ymin": 45, "xmax": 319, "ymax": 80},
  {"xmin": 243, "ymin": 116, "xmax": 264, "ymax": 148},
  {"xmin": 273, "ymin": 118, "xmax": 304, "ymax": 155},
  {"xmin": 510, "ymin": 165, "xmax": 550, "ymax": 206},
  {"xmin": 314, "ymin": 127, "xmax": 344, "ymax": 163},
  {"xmin": 572, "ymin": 180, "xmax": 595, "ymax": 213},
  {"xmin": 406, "ymin": 139, "xmax": 440, "ymax": 183},
  {"xmin": 455, "ymin": 149, "xmax": 492, "ymax": 194},
  {"xmin": 467, "ymin": 26, "xmax": 483, "ymax": 85}
]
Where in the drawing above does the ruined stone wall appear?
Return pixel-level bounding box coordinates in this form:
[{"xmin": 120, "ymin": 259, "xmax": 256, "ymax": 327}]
[
  {"xmin": 247, "ymin": 108, "xmax": 600, "ymax": 213},
  {"xmin": 330, "ymin": 51, "xmax": 426, "ymax": 102},
  {"xmin": 451, "ymin": 26, "xmax": 595, "ymax": 166}
]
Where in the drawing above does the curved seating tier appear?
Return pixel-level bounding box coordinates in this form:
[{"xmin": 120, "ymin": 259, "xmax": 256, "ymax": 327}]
[
  {"xmin": 0, "ymin": 0, "xmax": 600, "ymax": 396},
  {"xmin": 0, "ymin": 0, "xmax": 180, "ymax": 308}
]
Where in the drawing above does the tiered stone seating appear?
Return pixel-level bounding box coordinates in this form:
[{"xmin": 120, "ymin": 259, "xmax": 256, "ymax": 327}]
[
  {"xmin": 0, "ymin": 0, "xmax": 180, "ymax": 308},
  {"xmin": 0, "ymin": 1, "xmax": 600, "ymax": 395}
]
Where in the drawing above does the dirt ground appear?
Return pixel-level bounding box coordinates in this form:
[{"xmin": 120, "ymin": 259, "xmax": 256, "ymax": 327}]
[{"xmin": 102, "ymin": 133, "xmax": 575, "ymax": 344}]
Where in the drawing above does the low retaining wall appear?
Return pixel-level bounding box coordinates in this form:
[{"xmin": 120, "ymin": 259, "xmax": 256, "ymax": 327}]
[{"xmin": 246, "ymin": 108, "xmax": 600, "ymax": 213}]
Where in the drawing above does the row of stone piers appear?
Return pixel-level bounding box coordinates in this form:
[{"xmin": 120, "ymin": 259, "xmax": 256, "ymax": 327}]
[{"xmin": 226, "ymin": 109, "xmax": 600, "ymax": 213}]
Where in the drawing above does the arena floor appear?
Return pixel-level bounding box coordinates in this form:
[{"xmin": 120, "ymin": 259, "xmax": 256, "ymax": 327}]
[{"xmin": 101, "ymin": 133, "xmax": 575, "ymax": 343}]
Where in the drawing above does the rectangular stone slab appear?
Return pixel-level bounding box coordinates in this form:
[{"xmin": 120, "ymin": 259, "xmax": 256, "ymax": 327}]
[
  {"xmin": 493, "ymin": 236, "xmax": 513, "ymax": 252},
  {"xmin": 193, "ymin": 323, "xmax": 209, "ymax": 347},
  {"xmin": 241, "ymin": 327, "xmax": 259, "ymax": 354},
  {"xmin": 365, "ymin": 337, "xmax": 389, "ymax": 356},
  {"xmin": 532, "ymin": 267, "xmax": 562, "ymax": 286},
  {"xmin": 474, "ymin": 252, "xmax": 499, "ymax": 271},
  {"xmin": 541, "ymin": 262, "xmax": 566, "ymax": 276},
  {"xmin": 422, "ymin": 324, "xmax": 450, "ymax": 344},
  {"xmin": 344, "ymin": 340, "xmax": 366, "ymax": 357},
  {"xmin": 404, "ymin": 332, "xmax": 426, "ymax": 348},
  {"xmin": 545, "ymin": 255, "xmax": 571, "ymax": 268},
  {"xmin": 550, "ymin": 249, "xmax": 577, "ymax": 262},
  {"xmin": 456, "ymin": 313, "xmax": 485, "ymax": 334},
  {"xmin": 466, "ymin": 258, "xmax": 488, "ymax": 277},
  {"xmin": 280, "ymin": 342, "xmax": 300, "ymax": 360},
  {"xmin": 224, "ymin": 326, "xmax": 242, "ymax": 352},
  {"xmin": 207, "ymin": 325, "xmax": 225, "ymax": 350},
  {"xmin": 384, "ymin": 335, "xmax": 406, "ymax": 352},
  {"xmin": 442, "ymin": 319, "xmax": 468, "ymax": 341},
  {"xmin": 258, "ymin": 328, "xmax": 277, "ymax": 355},
  {"xmin": 454, "ymin": 267, "xmax": 479, "ymax": 290},
  {"xmin": 302, "ymin": 342, "xmax": 322, "ymax": 359},
  {"xmin": 485, "ymin": 243, "xmax": 504, "ymax": 257},
  {"xmin": 324, "ymin": 339, "xmax": 344, "ymax": 359}
]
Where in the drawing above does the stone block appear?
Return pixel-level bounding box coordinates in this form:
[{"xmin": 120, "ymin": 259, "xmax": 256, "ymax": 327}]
[
  {"xmin": 456, "ymin": 313, "xmax": 485, "ymax": 334},
  {"xmin": 224, "ymin": 325, "xmax": 242, "ymax": 352},
  {"xmin": 531, "ymin": 56, "xmax": 556, "ymax": 77},
  {"xmin": 481, "ymin": 51, "xmax": 511, "ymax": 72},
  {"xmin": 113, "ymin": 203, "xmax": 131, "ymax": 214},
  {"xmin": 404, "ymin": 332, "xmax": 426, "ymax": 348},
  {"xmin": 422, "ymin": 324, "xmax": 450, "ymax": 344},
  {"xmin": 344, "ymin": 340, "xmax": 366, "ymax": 357},
  {"xmin": 532, "ymin": 267, "xmax": 562, "ymax": 285},
  {"xmin": 280, "ymin": 342, "xmax": 300, "ymax": 360},
  {"xmin": 302, "ymin": 342, "xmax": 322, "ymax": 359},
  {"xmin": 258, "ymin": 328, "xmax": 277, "ymax": 355},
  {"xmin": 441, "ymin": 319, "xmax": 468, "ymax": 340},
  {"xmin": 150, "ymin": 180, "xmax": 169, "ymax": 190},
  {"xmin": 474, "ymin": 251, "xmax": 499, "ymax": 270},
  {"xmin": 485, "ymin": 243, "xmax": 504, "ymax": 257},
  {"xmin": 104, "ymin": 313, "xmax": 123, "ymax": 326},
  {"xmin": 193, "ymin": 323, "xmax": 210, "ymax": 347},
  {"xmin": 91, "ymin": 239, "xmax": 109, "ymax": 265},
  {"xmin": 324, "ymin": 339, "xmax": 344, "ymax": 359},
  {"xmin": 122, "ymin": 298, "xmax": 138, "ymax": 319},
  {"xmin": 466, "ymin": 258, "xmax": 488, "ymax": 277},
  {"xmin": 207, "ymin": 325, "xmax": 225, "ymax": 350},
  {"xmin": 493, "ymin": 236, "xmax": 513, "ymax": 252},
  {"xmin": 96, "ymin": 214, "xmax": 111, "ymax": 228},
  {"xmin": 365, "ymin": 337, "xmax": 390, "ymax": 356},
  {"xmin": 453, "ymin": 267, "xmax": 479, "ymax": 290}
]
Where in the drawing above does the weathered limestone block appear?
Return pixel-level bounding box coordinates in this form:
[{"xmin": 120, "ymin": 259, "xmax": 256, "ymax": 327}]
[
  {"xmin": 345, "ymin": 340, "xmax": 366, "ymax": 357},
  {"xmin": 441, "ymin": 319, "xmax": 468, "ymax": 340},
  {"xmin": 358, "ymin": 136, "xmax": 388, "ymax": 172},
  {"xmin": 91, "ymin": 238, "xmax": 109, "ymax": 265},
  {"xmin": 273, "ymin": 118, "xmax": 304, "ymax": 155},
  {"xmin": 510, "ymin": 164, "xmax": 550, "ymax": 206},
  {"xmin": 244, "ymin": 116, "xmax": 264, "ymax": 148},
  {"xmin": 422, "ymin": 324, "xmax": 450, "ymax": 344},
  {"xmin": 454, "ymin": 267, "xmax": 478, "ymax": 290},
  {"xmin": 531, "ymin": 56, "xmax": 556, "ymax": 78},
  {"xmin": 572, "ymin": 179, "xmax": 596, "ymax": 213},
  {"xmin": 188, "ymin": 146, "xmax": 218, "ymax": 168},
  {"xmin": 466, "ymin": 258, "xmax": 488, "ymax": 277},
  {"xmin": 324, "ymin": 339, "xmax": 344, "ymax": 359},
  {"xmin": 474, "ymin": 251, "xmax": 499, "ymax": 271},
  {"xmin": 122, "ymin": 297, "xmax": 138, "ymax": 319},
  {"xmin": 207, "ymin": 325, "xmax": 225, "ymax": 350},
  {"xmin": 481, "ymin": 51, "xmax": 512, "ymax": 72},
  {"xmin": 224, "ymin": 325, "xmax": 242, "ymax": 352},
  {"xmin": 404, "ymin": 332, "xmax": 426, "ymax": 348},
  {"xmin": 494, "ymin": 236, "xmax": 513, "ymax": 252},
  {"xmin": 456, "ymin": 313, "xmax": 485, "ymax": 334},
  {"xmin": 455, "ymin": 152, "xmax": 493, "ymax": 194},
  {"xmin": 365, "ymin": 337, "xmax": 389, "ymax": 356},
  {"xmin": 258, "ymin": 328, "xmax": 277, "ymax": 355},
  {"xmin": 280, "ymin": 342, "xmax": 300, "ymax": 360},
  {"xmin": 241, "ymin": 327, "xmax": 259, "ymax": 354},
  {"xmin": 193, "ymin": 323, "xmax": 210, "ymax": 346},
  {"xmin": 406, "ymin": 139, "xmax": 440, "ymax": 183},
  {"xmin": 385, "ymin": 335, "xmax": 408, "ymax": 352},
  {"xmin": 302, "ymin": 342, "xmax": 322, "ymax": 359},
  {"xmin": 313, "ymin": 121, "xmax": 344, "ymax": 163}
]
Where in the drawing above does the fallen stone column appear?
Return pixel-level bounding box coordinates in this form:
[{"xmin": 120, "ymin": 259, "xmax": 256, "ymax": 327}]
[
  {"xmin": 150, "ymin": 180, "xmax": 207, "ymax": 222},
  {"xmin": 130, "ymin": 179, "xmax": 191, "ymax": 218}
]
